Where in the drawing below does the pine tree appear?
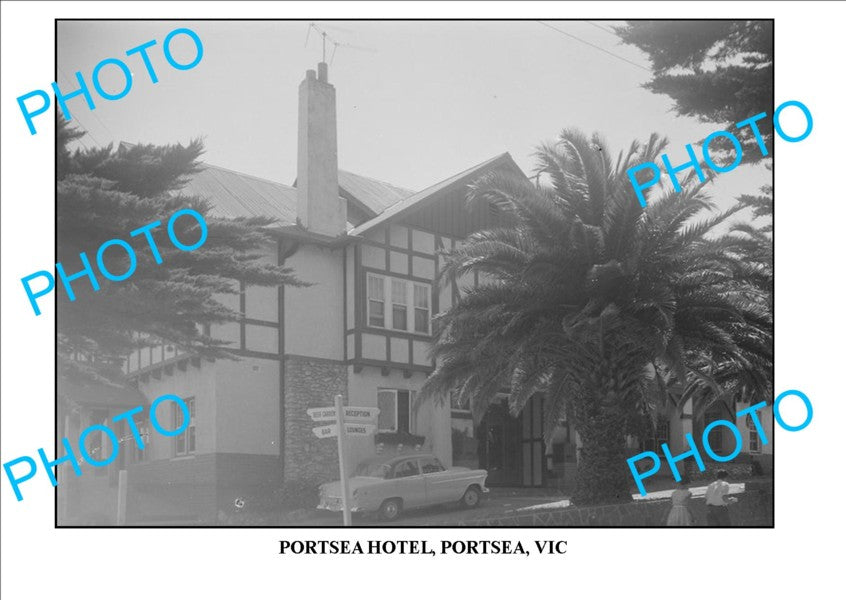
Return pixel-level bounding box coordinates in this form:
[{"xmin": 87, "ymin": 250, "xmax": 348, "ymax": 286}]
[
  {"xmin": 56, "ymin": 116, "xmax": 304, "ymax": 381},
  {"xmin": 616, "ymin": 21, "xmax": 773, "ymax": 163}
]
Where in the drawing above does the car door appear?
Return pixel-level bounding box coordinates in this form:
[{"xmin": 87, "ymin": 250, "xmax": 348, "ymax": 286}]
[
  {"xmin": 391, "ymin": 459, "xmax": 426, "ymax": 508},
  {"xmin": 420, "ymin": 457, "xmax": 456, "ymax": 504}
]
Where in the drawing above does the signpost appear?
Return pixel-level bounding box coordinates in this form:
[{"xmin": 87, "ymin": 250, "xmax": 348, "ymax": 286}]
[
  {"xmin": 312, "ymin": 424, "xmax": 337, "ymax": 438},
  {"xmin": 307, "ymin": 406, "xmax": 380, "ymax": 422},
  {"xmin": 311, "ymin": 423, "xmax": 375, "ymax": 438},
  {"xmin": 334, "ymin": 394, "xmax": 352, "ymax": 527},
  {"xmin": 308, "ymin": 397, "xmax": 379, "ymax": 526}
]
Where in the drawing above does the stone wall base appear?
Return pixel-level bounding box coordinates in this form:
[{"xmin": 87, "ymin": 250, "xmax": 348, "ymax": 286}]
[{"xmin": 283, "ymin": 355, "xmax": 347, "ymax": 482}]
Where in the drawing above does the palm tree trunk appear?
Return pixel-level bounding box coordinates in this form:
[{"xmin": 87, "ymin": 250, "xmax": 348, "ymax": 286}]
[{"xmin": 571, "ymin": 381, "xmax": 636, "ymax": 506}]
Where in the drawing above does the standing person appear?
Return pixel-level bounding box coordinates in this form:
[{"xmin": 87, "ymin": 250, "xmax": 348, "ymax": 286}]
[
  {"xmin": 705, "ymin": 469, "xmax": 737, "ymax": 526},
  {"xmin": 666, "ymin": 476, "xmax": 694, "ymax": 526}
]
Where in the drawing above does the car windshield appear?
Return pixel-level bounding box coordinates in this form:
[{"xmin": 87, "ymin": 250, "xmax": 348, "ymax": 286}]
[{"xmin": 355, "ymin": 462, "xmax": 391, "ymax": 478}]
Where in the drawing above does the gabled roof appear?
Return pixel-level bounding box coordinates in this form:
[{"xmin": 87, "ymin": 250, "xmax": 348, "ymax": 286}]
[
  {"xmin": 347, "ymin": 153, "xmax": 518, "ymax": 238},
  {"xmin": 177, "ymin": 153, "xmax": 521, "ymax": 242},
  {"xmin": 182, "ymin": 163, "xmax": 416, "ymax": 229}
]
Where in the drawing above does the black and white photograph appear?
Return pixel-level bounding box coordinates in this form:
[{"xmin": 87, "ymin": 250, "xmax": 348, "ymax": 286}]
[
  {"xmin": 4, "ymin": 2, "xmax": 843, "ymax": 597},
  {"xmin": 50, "ymin": 18, "xmax": 774, "ymax": 527}
]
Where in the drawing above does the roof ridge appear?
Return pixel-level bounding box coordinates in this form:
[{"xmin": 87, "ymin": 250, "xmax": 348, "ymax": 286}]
[
  {"xmin": 199, "ymin": 161, "xmax": 295, "ymax": 189},
  {"xmin": 338, "ymin": 169, "xmax": 416, "ymax": 194}
]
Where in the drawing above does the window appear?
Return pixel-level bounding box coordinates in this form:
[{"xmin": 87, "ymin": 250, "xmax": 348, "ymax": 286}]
[
  {"xmin": 413, "ymin": 283, "xmax": 430, "ymax": 333},
  {"xmin": 366, "ymin": 274, "xmax": 431, "ymax": 335},
  {"xmin": 130, "ymin": 420, "xmax": 150, "ymax": 463},
  {"xmin": 640, "ymin": 418, "xmax": 669, "ymax": 453},
  {"xmin": 355, "ymin": 462, "xmax": 391, "ymax": 479},
  {"xmin": 420, "ymin": 457, "xmax": 445, "ymax": 474},
  {"xmin": 174, "ymin": 397, "xmax": 196, "ymax": 456},
  {"xmin": 749, "ymin": 429, "xmax": 761, "ymax": 454},
  {"xmin": 655, "ymin": 418, "xmax": 669, "ymax": 449},
  {"xmin": 367, "ymin": 274, "xmax": 385, "ymax": 327},
  {"xmin": 746, "ymin": 414, "xmax": 762, "ymax": 454},
  {"xmin": 450, "ymin": 389, "xmax": 471, "ymax": 415},
  {"xmin": 552, "ymin": 443, "xmax": 566, "ymax": 464},
  {"xmin": 377, "ymin": 389, "xmax": 411, "ymax": 433},
  {"xmin": 394, "ymin": 460, "xmax": 420, "ymax": 479},
  {"xmin": 704, "ymin": 410, "xmax": 723, "ymax": 453},
  {"xmin": 391, "ymin": 279, "xmax": 408, "ymax": 331}
]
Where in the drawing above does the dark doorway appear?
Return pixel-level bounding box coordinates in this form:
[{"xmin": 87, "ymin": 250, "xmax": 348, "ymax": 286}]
[
  {"xmin": 478, "ymin": 396, "xmax": 544, "ymax": 487},
  {"xmin": 521, "ymin": 396, "xmax": 544, "ymax": 486}
]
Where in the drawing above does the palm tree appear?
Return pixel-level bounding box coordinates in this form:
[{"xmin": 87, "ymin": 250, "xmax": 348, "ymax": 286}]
[
  {"xmin": 680, "ymin": 183, "xmax": 773, "ymax": 434},
  {"xmin": 420, "ymin": 129, "xmax": 773, "ymax": 506}
]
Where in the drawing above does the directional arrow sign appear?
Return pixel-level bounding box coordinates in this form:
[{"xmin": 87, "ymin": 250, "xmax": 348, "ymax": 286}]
[
  {"xmin": 307, "ymin": 407, "xmax": 338, "ymax": 422},
  {"xmin": 307, "ymin": 406, "xmax": 379, "ymax": 422},
  {"xmin": 343, "ymin": 423, "xmax": 375, "ymax": 436},
  {"xmin": 342, "ymin": 407, "xmax": 379, "ymax": 422},
  {"xmin": 311, "ymin": 423, "xmax": 375, "ymax": 438},
  {"xmin": 312, "ymin": 424, "xmax": 337, "ymax": 438}
]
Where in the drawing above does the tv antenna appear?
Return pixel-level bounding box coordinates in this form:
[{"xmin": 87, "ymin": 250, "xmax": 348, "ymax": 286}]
[{"xmin": 305, "ymin": 22, "xmax": 377, "ymax": 64}]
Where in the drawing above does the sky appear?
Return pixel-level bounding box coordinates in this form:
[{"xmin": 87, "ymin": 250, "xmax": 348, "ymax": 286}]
[{"xmin": 56, "ymin": 20, "xmax": 771, "ymax": 214}]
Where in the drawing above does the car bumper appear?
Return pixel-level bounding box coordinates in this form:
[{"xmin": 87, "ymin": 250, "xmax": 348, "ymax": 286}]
[{"xmin": 317, "ymin": 497, "xmax": 363, "ymax": 512}]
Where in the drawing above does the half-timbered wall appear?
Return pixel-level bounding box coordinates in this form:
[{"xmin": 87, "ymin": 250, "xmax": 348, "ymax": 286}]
[{"xmin": 346, "ymin": 223, "xmax": 459, "ymax": 374}]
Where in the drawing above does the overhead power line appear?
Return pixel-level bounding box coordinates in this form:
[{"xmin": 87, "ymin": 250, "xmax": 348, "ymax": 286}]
[
  {"xmin": 586, "ymin": 20, "xmax": 619, "ymax": 36},
  {"xmin": 57, "ymin": 66, "xmax": 114, "ymax": 147},
  {"xmin": 536, "ymin": 20, "xmax": 651, "ymax": 73}
]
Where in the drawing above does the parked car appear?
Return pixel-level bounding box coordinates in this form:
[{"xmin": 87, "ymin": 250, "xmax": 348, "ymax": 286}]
[{"xmin": 317, "ymin": 454, "xmax": 488, "ymax": 521}]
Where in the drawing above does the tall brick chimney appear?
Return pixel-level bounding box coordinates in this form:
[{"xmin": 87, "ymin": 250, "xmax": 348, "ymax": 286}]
[{"xmin": 296, "ymin": 62, "xmax": 345, "ymax": 236}]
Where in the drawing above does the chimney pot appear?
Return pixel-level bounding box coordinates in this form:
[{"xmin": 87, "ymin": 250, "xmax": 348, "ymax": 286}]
[
  {"xmin": 318, "ymin": 62, "xmax": 328, "ymax": 82},
  {"xmin": 306, "ymin": 69, "xmax": 316, "ymax": 80}
]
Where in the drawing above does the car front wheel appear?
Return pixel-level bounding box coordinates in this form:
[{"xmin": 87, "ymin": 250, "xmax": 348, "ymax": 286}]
[
  {"xmin": 379, "ymin": 498, "xmax": 402, "ymax": 522},
  {"xmin": 460, "ymin": 486, "xmax": 482, "ymax": 509}
]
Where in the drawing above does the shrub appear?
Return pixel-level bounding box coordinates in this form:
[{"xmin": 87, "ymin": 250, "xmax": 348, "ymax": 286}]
[{"xmin": 272, "ymin": 476, "xmax": 324, "ymax": 510}]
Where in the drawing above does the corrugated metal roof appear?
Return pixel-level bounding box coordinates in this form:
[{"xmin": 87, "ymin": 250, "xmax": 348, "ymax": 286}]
[
  {"xmin": 338, "ymin": 170, "xmax": 415, "ymax": 215},
  {"xmin": 181, "ymin": 163, "xmax": 416, "ymax": 228},
  {"xmin": 182, "ymin": 163, "xmax": 300, "ymax": 225},
  {"xmin": 59, "ymin": 375, "xmax": 149, "ymax": 408},
  {"xmin": 179, "ymin": 156, "xmax": 517, "ymax": 239}
]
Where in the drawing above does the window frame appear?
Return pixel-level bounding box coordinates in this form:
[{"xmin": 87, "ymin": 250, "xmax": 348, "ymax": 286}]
[
  {"xmin": 704, "ymin": 410, "xmax": 724, "ymax": 453},
  {"xmin": 174, "ymin": 396, "xmax": 196, "ymax": 457},
  {"xmin": 412, "ymin": 282, "xmax": 431, "ymax": 334},
  {"xmin": 655, "ymin": 417, "xmax": 670, "ymax": 449},
  {"xmin": 367, "ymin": 273, "xmax": 386, "ymax": 328},
  {"xmin": 377, "ymin": 388, "xmax": 412, "ymax": 433},
  {"xmin": 420, "ymin": 457, "xmax": 445, "ymax": 474},
  {"xmin": 132, "ymin": 419, "xmax": 150, "ymax": 463},
  {"xmin": 392, "ymin": 459, "xmax": 421, "ymax": 479},
  {"xmin": 450, "ymin": 389, "xmax": 471, "ymax": 417},
  {"xmin": 365, "ymin": 273, "xmax": 431, "ymax": 335},
  {"xmin": 391, "ymin": 278, "xmax": 408, "ymax": 331},
  {"xmin": 748, "ymin": 429, "xmax": 761, "ymax": 454}
]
